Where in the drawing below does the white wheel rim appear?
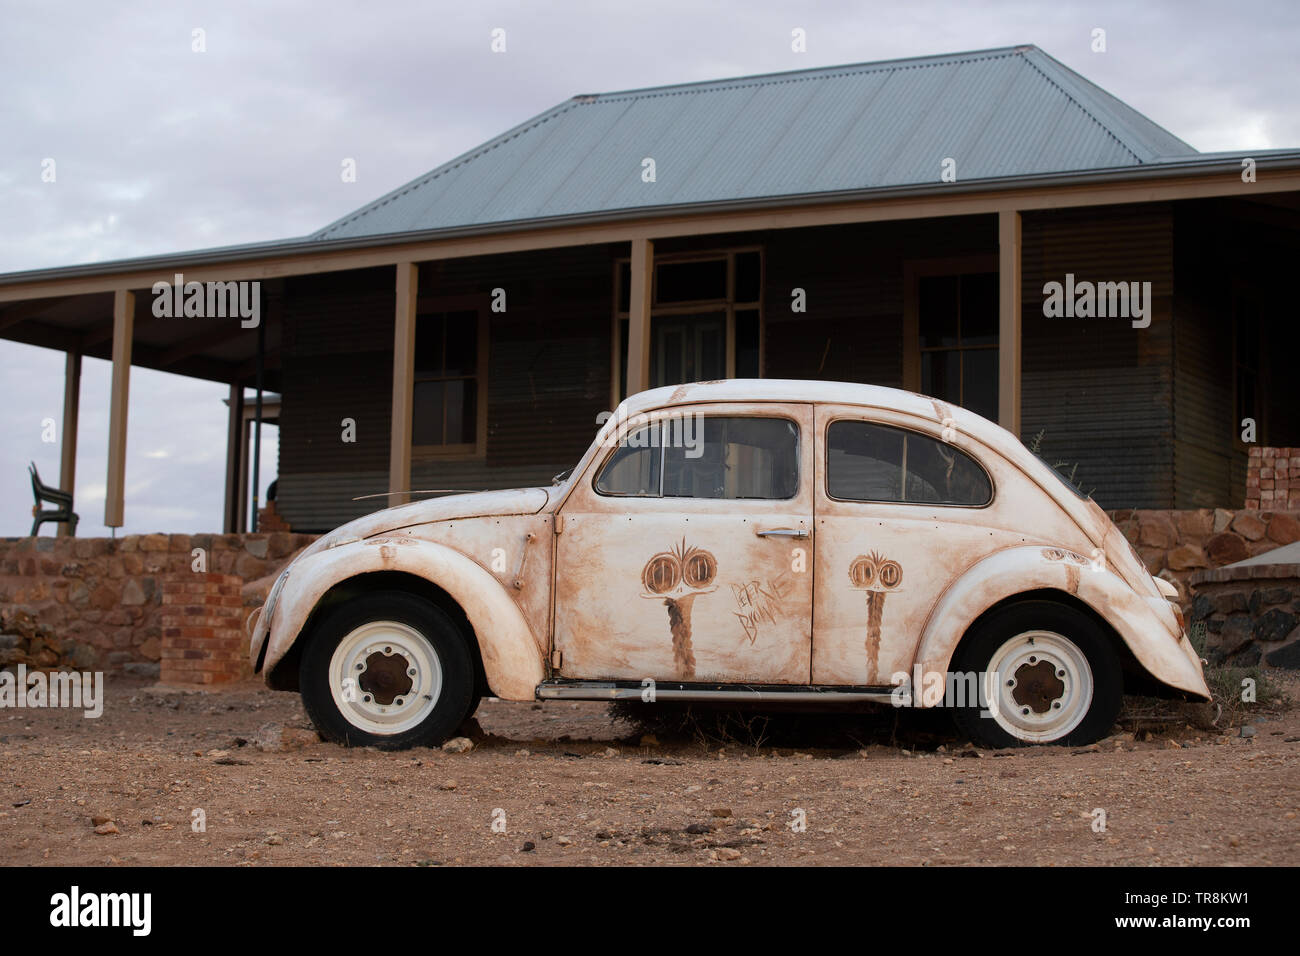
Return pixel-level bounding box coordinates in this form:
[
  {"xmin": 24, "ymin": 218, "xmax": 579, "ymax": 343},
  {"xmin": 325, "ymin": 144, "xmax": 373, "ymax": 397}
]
[
  {"xmin": 983, "ymin": 630, "xmax": 1093, "ymax": 743},
  {"xmin": 329, "ymin": 621, "xmax": 443, "ymax": 736}
]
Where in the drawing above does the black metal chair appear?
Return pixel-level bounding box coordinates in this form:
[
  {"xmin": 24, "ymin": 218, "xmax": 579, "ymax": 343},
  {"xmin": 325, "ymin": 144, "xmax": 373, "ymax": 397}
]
[{"xmin": 29, "ymin": 462, "xmax": 77, "ymax": 536}]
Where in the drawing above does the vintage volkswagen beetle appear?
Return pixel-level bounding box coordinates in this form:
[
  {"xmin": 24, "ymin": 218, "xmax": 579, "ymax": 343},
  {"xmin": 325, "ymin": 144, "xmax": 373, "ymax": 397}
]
[{"xmin": 248, "ymin": 380, "xmax": 1210, "ymax": 749}]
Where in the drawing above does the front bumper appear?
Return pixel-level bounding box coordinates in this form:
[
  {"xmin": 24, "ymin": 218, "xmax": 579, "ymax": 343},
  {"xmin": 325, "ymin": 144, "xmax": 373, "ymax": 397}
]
[
  {"xmin": 247, "ymin": 605, "xmax": 270, "ymax": 673},
  {"xmin": 248, "ymin": 566, "xmax": 291, "ymax": 675}
]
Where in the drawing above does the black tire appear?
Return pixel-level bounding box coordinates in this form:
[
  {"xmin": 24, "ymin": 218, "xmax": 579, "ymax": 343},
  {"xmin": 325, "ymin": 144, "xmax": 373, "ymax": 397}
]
[
  {"xmin": 299, "ymin": 590, "xmax": 475, "ymax": 750},
  {"xmin": 950, "ymin": 600, "xmax": 1122, "ymax": 748}
]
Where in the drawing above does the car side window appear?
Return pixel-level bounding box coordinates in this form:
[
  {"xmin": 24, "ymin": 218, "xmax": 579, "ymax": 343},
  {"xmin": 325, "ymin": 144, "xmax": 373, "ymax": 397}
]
[
  {"xmin": 595, "ymin": 416, "xmax": 799, "ymax": 499},
  {"xmin": 594, "ymin": 430, "xmax": 662, "ymax": 496},
  {"xmin": 827, "ymin": 420, "xmax": 992, "ymax": 506}
]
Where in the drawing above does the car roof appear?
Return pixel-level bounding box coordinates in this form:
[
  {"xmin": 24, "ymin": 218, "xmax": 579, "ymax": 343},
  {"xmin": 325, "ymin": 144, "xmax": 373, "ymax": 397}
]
[{"xmin": 623, "ymin": 378, "xmax": 1008, "ymax": 445}]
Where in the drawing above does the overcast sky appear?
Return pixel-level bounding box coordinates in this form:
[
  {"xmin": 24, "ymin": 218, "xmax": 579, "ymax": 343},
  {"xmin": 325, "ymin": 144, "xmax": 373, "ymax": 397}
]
[{"xmin": 2, "ymin": 0, "xmax": 1297, "ymax": 536}]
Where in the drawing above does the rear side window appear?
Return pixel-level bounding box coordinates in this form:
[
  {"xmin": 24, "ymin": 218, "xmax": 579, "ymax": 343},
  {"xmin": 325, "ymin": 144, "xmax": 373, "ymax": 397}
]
[
  {"xmin": 827, "ymin": 420, "xmax": 992, "ymax": 506},
  {"xmin": 596, "ymin": 416, "xmax": 799, "ymax": 499}
]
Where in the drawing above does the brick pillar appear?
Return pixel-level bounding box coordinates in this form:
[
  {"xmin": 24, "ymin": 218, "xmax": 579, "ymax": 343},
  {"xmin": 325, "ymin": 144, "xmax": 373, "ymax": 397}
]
[
  {"xmin": 1247, "ymin": 447, "xmax": 1300, "ymax": 510},
  {"xmin": 160, "ymin": 572, "xmax": 250, "ymax": 684}
]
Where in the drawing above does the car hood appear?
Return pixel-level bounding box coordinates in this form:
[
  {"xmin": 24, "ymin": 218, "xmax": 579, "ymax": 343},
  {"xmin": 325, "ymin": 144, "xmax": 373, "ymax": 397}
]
[{"xmin": 304, "ymin": 486, "xmax": 553, "ymax": 556}]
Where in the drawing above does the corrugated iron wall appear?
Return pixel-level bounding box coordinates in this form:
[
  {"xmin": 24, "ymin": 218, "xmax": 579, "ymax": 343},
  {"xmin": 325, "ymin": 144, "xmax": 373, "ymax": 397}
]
[
  {"xmin": 1170, "ymin": 199, "xmax": 1300, "ymax": 508},
  {"xmin": 276, "ymin": 267, "xmax": 395, "ymax": 530},
  {"xmin": 277, "ymin": 249, "xmax": 614, "ymax": 531},
  {"xmin": 275, "ymin": 202, "xmax": 1277, "ymax": 530},
  {"xmin": 1172, "ymin": 203, "xmax": 1237, "ymax": 508},
  {"xmin": 762, "ymin": 217, "xmax": 996, "ymax": 386},
  {"xmin": 1020, "ymin": 203, "xmax": 1175, "ymax": 509}
]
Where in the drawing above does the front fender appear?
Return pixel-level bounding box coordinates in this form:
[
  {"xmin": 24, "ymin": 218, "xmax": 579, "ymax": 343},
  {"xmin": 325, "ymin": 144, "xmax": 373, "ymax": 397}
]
[
  {"xmin": 261, "ymin": 536, "xmax": 545, "ymax": 700},
  {"xmin": 913, "ymin": 546, "xmax": 1209, "ymax": 701}
]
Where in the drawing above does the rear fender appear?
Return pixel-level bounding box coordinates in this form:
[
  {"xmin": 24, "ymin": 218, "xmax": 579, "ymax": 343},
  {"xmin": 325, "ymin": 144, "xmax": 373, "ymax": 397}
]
[{"xmin": 913, "ymin": 546, "xmax": 1209, "ymax": 702}]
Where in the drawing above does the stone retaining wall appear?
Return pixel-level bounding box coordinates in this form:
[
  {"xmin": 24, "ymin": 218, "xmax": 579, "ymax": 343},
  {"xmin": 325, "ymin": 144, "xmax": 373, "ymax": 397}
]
[
  {"xmin": 1186, "ymin": 564, "xmax": 1300, "ymax": 668},
  {"xmin": 0, "ymin": 533, "xmax": 316, "ymax": 676},
  {"xmin": 1107, "ymin": 508, "xmax": 1300, "ymax": 602}
]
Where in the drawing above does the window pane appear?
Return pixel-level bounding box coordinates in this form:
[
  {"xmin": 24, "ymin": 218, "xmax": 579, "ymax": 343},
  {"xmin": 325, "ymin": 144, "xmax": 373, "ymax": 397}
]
[
  {"xmin": 696, "ymin": 324, "xmax": 723, "ymax": 381},
  {"xmin": 657, "ymin": 326, "xmax": 685, "ymax": 386},
  {"xmin": 444, "ymin": 313, "xmax": 477, "ymax": 375},
  {"xmin": 960, "ymin": 273, "xmax": 998, "ymax": 345},
  {"xmin": 443, "ymin": 378, "xmax": 477, "ymax": 445},
  {"xmin": 735, "ymin": 252, "xmax": 761, "ymax": 302},
  {"xmin": 903, "ymin": 430, "xmax": 993, "ymax": 506},
  {"xmin": 735, "ymin": 309, "xmax": 760, "ymax": 378},
  {"xmin": 595, "ymin": 428, "xmax": 662, "ymax": 496},
  {"xmin": 921, "ymin": 349, "xmax": 961, "ymax": 405},
  {"xmin": 460, "ymin": 378, "xmax": 477, "ymax": 444},
  {"xmin": 414, "ymin": 314, "xmax": 445, "ymax": 376},
  {"xmin": 412, "ymin": 312, "xmax": 478, "ymax": 447},
  {"xmin": 919, "ymin": 275, "xmax": 959, "ymax": 348},
  {"xmin": 656, "ymin": 259, "xmax": 727, "ymax": 303},
  {"xmin": 652, "ymin": 314, "xmax": 724, "ymax": 388},
  {"xmin": 412, "ymin": 381, "xmax": 445, "ymax": 446},
  {"xmin": 962, "ymin": 348, "xmax": 999, "ymax": 422},
  {"xmin": 828, "ymin": 420, "xmax": 991, "ymax": 505},
  {"xmin": 827, "ymin": 421, "xmax": 905, "ymax": 501},
  {"xmin": 663, "ymin": 417, "xmax": 798, "ymax": 499}
]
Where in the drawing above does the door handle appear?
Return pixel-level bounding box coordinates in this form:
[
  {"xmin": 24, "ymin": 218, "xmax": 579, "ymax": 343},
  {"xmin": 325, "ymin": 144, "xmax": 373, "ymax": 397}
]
[{"xmin": 755, "ymin": 528, "xmax": 809, "ymax": 538}]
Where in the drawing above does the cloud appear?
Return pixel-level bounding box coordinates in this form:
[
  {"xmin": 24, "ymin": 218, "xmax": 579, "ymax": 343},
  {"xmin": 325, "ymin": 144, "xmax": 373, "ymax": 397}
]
[{"xmin": 2, "ymin": 0, "xmax": 1297, "ymax": 533}]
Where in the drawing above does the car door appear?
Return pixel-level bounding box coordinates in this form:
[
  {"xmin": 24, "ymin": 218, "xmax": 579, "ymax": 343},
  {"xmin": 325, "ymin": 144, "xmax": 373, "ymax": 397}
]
[
  {"xmin": 811, "ymin": 403, "xmax": 1006, "ymax": 687},
  {"xmin": 553, "ymin": 402, "xmax": 815, "ymax": 684}
]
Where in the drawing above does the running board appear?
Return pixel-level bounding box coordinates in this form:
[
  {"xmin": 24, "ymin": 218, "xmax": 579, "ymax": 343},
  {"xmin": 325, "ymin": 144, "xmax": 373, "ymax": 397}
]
[{"xmin": 536, "ymin": 679, "xmax": 904, "ymax": 705}]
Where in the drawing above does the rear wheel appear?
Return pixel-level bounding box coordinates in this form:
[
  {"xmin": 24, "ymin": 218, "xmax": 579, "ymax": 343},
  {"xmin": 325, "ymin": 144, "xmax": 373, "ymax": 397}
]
[
  {"xmin": 299, "ymin": 590, "xmax": 475, "ymax": 750},
  {"xmin": 951, "ymin": 601, "xmax": 1122, "ymax": 747}
]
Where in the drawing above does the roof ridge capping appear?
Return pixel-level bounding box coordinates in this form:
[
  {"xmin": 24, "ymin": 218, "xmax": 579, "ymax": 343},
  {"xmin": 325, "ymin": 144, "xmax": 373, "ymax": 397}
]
[
  {"xmin": 1019, "ymin": 46, "xmax": 1197, "ymax": 160},
  {"xmin": 580, "ymin": 44, "xmax": 1033, "ymax": 101},
  {"xmin": 310, "ymin": 96, "xmax": 583, "ymax": 240}
]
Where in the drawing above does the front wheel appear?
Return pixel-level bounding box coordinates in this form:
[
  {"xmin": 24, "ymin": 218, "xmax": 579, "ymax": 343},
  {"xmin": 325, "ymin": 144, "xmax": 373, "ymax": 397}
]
[
  {"xmin": 951, "ymin": 601, "xmax": 1122, "ymax": 747},
  {"xmin": 299, "ymin": 590, "xmax": 475, "ymax": 749}
]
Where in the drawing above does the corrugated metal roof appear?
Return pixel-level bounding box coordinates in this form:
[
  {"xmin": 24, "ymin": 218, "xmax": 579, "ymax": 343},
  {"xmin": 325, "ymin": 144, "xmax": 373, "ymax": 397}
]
[{"xmin": 314, "ymin": 45, "xmax": 1197, "ymax": 241}]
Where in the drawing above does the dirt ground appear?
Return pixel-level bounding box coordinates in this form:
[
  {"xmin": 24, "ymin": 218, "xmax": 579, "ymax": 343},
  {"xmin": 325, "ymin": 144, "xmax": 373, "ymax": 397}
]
[{"xmin": 1, "ymin": 675, "xmax": 1297, "ymax": 866}]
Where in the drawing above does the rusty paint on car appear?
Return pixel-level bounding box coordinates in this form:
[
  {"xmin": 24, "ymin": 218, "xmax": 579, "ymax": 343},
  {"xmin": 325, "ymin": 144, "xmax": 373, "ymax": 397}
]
[
  {"xmin": 639, "ymin": 540, "xmax": 720, "ymax": 679},
  {"xmin": 551, "ymin": 401, "xmax": 815, "ymax": 684}
]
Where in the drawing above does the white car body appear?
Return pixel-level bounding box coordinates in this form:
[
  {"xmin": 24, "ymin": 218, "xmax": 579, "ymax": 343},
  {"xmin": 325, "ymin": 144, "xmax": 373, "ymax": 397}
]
[{"xmin": 249, "ymin": 380, "xmax": 1210, "ymax": 747}]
